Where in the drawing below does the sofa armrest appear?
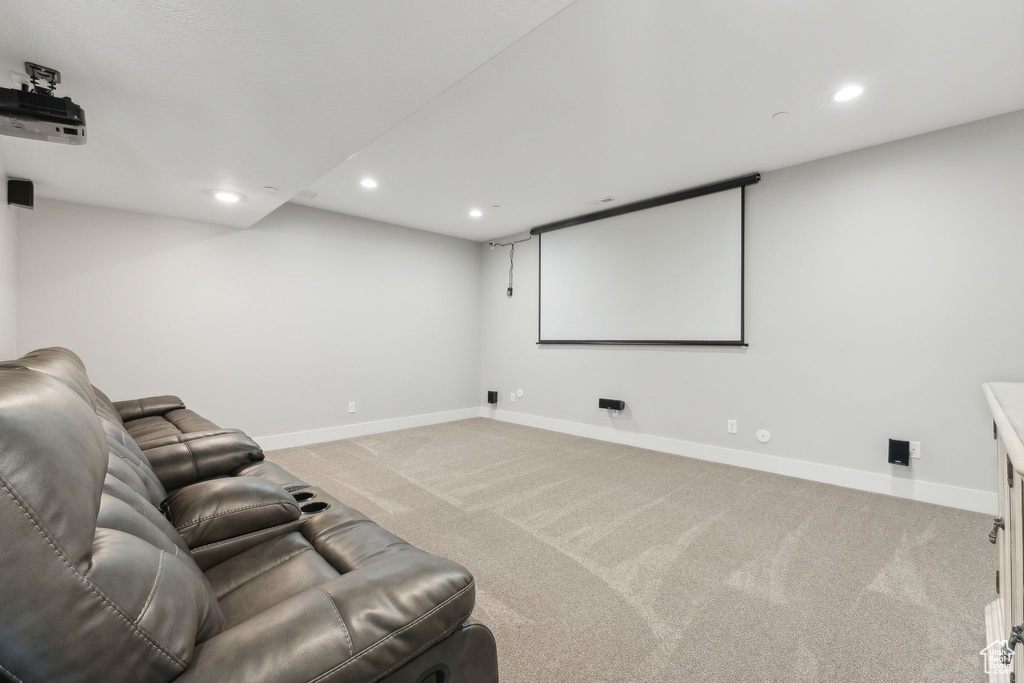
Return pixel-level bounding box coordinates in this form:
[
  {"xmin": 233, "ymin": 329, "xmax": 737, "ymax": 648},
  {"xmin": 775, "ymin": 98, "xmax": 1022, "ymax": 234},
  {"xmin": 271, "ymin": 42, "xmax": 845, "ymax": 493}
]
[
  {"xmin": 178, "ymin": 553, "xmax": 475, "ymax": 683},
  {"xmin": 113, "ymin": 394, "xmax": 186, "ymax": 421},
  {"xmin": 161, "ymin": 477, "xmax": 300, "ymax": 549},
  {"xmin": 144, "ymin": 432, "xmax": 264, "ymax": 490}
]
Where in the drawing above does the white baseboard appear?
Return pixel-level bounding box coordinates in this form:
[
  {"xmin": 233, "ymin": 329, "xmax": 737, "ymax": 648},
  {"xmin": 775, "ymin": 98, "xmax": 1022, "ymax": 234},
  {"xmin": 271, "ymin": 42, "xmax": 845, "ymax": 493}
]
[
  {"xmin": 255, "ymin": 407, "xmax": 481, "ymax": 451},
  {"xmin": 255, "ymin": 405, "xmax": 995, "ymax": 514},
  {"xmin": 481, "ymin": 407, "xmax": 997, "ymax": 514}
]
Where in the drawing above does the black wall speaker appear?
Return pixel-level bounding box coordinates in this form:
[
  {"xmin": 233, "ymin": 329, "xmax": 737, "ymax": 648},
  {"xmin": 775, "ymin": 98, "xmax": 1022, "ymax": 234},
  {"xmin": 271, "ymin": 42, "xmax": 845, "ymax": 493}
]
[
  {"xmin": 888, "ymin": 439, "xmax": 910, "ymax": 466},
  {"xmin": 7, "ymin": 179, "xmax": 33, "ymax": 209},
  {"xmin": 599, "ymin": 398, "xmax": 625, "ymax": 411},
  {"xmin": 487, "ymin": 390, "xmax": 498, "ymax": 405}
]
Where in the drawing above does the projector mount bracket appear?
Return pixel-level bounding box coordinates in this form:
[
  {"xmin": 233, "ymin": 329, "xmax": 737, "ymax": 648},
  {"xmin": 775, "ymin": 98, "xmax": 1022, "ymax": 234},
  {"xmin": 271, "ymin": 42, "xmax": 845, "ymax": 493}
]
[{"xmin": 24, "ymin": 62, "xmax": 61, "ymax": 96}]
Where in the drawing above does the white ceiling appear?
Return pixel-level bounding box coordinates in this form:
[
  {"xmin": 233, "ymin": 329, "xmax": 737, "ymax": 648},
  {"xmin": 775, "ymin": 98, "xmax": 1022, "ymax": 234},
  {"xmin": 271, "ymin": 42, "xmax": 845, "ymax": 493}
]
[
  {"xmin": 1, "ymin": 2, "xmax": 1022, "ymax": 239},
  {"xmin": 0, "ymin": 0, "xmax": 574, "ymax": 227},
  {"xmin": 297, "ymin": 0, "xmax": 1024, "ymax": 241}
]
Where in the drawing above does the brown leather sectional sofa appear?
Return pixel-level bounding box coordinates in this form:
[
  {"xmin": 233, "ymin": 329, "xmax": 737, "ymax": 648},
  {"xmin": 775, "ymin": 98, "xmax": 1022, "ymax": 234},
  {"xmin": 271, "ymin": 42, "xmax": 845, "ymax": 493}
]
[{"xmin": 0, "ymin": 347, "xmax": 498, "ymax": 682}]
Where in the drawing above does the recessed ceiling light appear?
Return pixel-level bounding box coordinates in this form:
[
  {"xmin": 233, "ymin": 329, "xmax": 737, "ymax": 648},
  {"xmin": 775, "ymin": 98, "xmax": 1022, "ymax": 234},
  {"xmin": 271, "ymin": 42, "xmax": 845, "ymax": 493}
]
[
  {"xmin": 360, "ymin": 178, "xmax": 378, "ymax": 189},
  {"xmin": 214, "ymin": 190, "xmax": 243, "ymax": 203},
  {"xmin": 832, "ymin": 85, "xmax": 864, "ymax": 102},
  {"xmin": 261, "ymin": 186, "xmax": 278, "ymax": 193},
  {"xmin": 469, "ymin": 209, "xmax": 483, "ymax": 218}
]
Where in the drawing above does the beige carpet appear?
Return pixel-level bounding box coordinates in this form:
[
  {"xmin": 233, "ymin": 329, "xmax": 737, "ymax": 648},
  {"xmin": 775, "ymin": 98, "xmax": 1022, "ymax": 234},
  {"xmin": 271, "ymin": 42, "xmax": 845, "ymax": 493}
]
[{"xmin": 268, "ymin": 418, "xmax": 993, "ymax": 682}]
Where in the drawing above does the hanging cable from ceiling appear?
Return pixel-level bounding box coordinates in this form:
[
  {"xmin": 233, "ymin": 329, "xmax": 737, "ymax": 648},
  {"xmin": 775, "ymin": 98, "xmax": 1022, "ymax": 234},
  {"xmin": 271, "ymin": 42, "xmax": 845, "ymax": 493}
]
[{"xmin": 488, "ymin": 234, "xmax": 533, "ymax": 298}]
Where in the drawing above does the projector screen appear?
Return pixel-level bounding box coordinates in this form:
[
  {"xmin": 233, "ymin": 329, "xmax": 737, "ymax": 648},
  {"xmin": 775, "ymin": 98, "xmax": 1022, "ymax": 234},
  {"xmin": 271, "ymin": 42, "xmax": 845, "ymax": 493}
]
[{"xmin": 538, "ymin": 184, "xmax": 747, "ymax": 345}]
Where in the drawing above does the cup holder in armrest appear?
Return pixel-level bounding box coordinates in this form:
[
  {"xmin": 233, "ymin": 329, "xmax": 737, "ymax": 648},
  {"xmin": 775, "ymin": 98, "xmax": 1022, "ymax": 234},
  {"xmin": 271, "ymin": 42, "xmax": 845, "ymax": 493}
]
[
  {"xmin": 300, "ymin": 501, "xmax": 330, "ymax": 514},
  {"xmin": 293, "ymin": 491, "xmax": 316, "ymax": 502}
]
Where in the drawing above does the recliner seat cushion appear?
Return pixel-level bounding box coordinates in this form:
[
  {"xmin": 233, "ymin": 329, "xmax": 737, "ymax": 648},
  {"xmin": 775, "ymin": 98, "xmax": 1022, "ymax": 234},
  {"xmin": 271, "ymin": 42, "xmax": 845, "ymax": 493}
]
[
  {"xmin": 206, "ymin": 532, "xmax": 342, "ymax": 626},
  {"xmin": 182, "ymin": 488, "xmax": 477, "ymax": 683},
  {"xmin": 142, "ymin": 431, "xmax": 265, "ymax": 491},
  {"xmin": 124, "ymin": 409, "xmax": 224, "ymax": 446}
]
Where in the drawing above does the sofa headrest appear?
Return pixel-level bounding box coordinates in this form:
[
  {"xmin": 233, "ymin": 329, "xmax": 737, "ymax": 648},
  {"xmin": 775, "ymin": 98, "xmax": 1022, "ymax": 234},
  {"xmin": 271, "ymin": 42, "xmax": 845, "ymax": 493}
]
[{"xmin": 0, "ymin": 347, "xmax": 97, "ymax": 408}]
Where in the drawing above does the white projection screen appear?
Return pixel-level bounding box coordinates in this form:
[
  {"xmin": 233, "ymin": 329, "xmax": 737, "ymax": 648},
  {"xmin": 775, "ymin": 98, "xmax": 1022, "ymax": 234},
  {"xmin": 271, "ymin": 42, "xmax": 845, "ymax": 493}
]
[{"xmin": 537, "ymin": 179, "xmax": 755, "ymax": 345}]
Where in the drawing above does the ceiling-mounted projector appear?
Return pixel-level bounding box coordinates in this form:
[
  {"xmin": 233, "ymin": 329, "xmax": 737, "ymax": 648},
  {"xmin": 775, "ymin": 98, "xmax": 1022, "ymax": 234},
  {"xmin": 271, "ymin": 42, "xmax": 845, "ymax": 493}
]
[{"xmin": 0, "ymin": 62, "xmax": 86, "ymax": 145}]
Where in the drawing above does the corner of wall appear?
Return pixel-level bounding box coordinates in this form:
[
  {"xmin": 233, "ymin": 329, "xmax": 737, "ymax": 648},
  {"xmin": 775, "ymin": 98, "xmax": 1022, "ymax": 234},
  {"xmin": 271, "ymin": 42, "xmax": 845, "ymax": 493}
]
[{"xmin": 0, "ymin": 160, "xmax": 17, "ymax": 359}]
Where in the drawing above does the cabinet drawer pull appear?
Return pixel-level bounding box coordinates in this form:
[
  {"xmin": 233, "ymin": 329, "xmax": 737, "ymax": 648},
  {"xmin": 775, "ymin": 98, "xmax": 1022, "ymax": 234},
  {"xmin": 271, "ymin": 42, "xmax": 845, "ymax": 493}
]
[{"xmin": 989, "ymin": 517, "xmax": 1005, "ymax": 544}]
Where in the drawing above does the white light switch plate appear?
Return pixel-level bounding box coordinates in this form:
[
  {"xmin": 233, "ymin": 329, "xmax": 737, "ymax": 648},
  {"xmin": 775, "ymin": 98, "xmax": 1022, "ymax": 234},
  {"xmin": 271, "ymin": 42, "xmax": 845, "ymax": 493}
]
[
  {"xmin": 510, "ymin": 392, "xmax": 516, "ymax": 403},
  {"xmin": 727, "ymin": 419, "xmax": 737, "ymax": 434},
  {"xmin": 348, "ymin": 402, "xmax": 356, "ymax": 414},
  {"xmin": 910, "ymin": 441, "xmax": 921, "ymax": 459}
]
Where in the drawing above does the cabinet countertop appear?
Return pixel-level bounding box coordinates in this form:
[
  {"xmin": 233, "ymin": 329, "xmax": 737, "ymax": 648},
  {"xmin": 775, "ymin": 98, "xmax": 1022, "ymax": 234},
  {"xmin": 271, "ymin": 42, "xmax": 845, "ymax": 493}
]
[{"xmin": 985, "ymin": 382, "xmax": 1024, "ymax": 472}]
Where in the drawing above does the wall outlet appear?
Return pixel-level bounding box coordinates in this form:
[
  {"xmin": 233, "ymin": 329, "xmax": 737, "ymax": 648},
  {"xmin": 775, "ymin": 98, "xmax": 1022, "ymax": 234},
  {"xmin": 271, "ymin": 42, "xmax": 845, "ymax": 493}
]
[
  {"xmin": 510, "ymin": 392, "xmax": 516, "ymax": 403},
  {"xmin": 348, "ymin": 402, "xmax": 356, "ymax": 414},
  {"xmin": 910, "ymin": 441, "xmax": 921, "ymax": 459},
  {"xmin": 727, "ymin": 419, "xmax": 737, "ymax": 434}
]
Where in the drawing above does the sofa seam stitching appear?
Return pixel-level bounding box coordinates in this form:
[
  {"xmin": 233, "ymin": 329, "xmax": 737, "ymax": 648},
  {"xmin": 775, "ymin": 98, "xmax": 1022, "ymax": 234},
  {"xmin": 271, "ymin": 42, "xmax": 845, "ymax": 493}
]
[
  {"xmin": 180, "ymin": 430, "xmax": 240, "ymax": 443},
  {"xmin": 175, "ymin": 500, "xmax": 301, "ymax": 531},
  {"xmin": 189, "ymin": 520, "xmax": 299, "ymax": 552},
  {"xmin": 136, "ymin": 429, "xmax": 241, "ymax": 450},
  {"xmin": 136, "ymin": 550, "xmax": 165, "ymax": 624},
  {"xmin": 181, "ymin": 439, "xmax": 199, "ymax": 482},
  {"xmin": 111, "ymin": 449, "xmax": 155, "ymax": 488},
  {"xmin": 319, "ymin": 587, "xmax": 353, "ymax": 657},
  {"xmin": 133, "ymin": 491, "xmax": 151, "ymax": 520},
  {"xmin": 0, "ymin": 660, "xmax": 24, "ymax": 683},
  {"xmin": 0, "ymin": 477, "xmax": 185, "ymax": 671},
  {"xmin": 307, "ymin": 579, "xmax": 474, "ymax": 683},
  {"xmin": 167, "ymin": 410, "xmax": 191, "ymax": 434}
]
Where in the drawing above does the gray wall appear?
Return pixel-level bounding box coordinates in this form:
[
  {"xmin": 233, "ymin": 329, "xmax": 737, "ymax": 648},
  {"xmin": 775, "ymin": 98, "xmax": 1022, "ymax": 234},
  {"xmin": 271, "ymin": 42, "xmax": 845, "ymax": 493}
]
[
  {"xmin": 10, "ymin": 111, "xmax": 1023, "ymax": 499},
  {"xmin": 0, "ymin": 158, "xmax": 16, "ymax": 359},
  {"xmin": 480, "ymin": 110, "xmax": 1024, "ymax": 495},
  {"xmin": 17, "ymin": 200, "xmax": 482, "ymax": 438}
]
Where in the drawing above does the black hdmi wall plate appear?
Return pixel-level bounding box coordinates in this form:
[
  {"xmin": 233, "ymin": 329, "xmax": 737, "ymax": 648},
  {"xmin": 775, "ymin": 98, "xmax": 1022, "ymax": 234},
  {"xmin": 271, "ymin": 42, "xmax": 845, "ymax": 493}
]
[{"xmin": 888, "ymin": 439, "xmax": 910, "ymax": 466}]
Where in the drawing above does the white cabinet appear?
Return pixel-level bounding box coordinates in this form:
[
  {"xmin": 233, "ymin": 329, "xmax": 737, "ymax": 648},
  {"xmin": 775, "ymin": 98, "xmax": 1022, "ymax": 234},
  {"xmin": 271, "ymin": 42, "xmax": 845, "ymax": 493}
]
[{"xmin": 984, "ymin": 383, "xmax": 1024, "ymax": 682}]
